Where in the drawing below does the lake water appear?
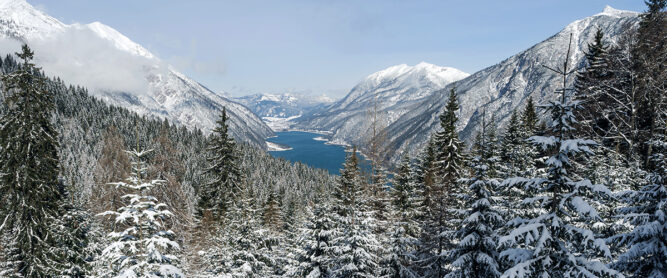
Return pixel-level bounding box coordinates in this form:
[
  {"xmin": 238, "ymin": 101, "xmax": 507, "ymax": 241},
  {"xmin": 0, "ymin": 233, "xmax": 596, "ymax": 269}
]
[{"xmin": 267, "ymin": 131, "xmax": 371, "ymax": 175}]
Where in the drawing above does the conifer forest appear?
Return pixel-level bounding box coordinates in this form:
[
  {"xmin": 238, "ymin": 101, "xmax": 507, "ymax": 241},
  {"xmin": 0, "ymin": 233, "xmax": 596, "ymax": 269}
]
[{"xmin": 0, "ymin": 1, "xmax": 665, "ymax": 277}]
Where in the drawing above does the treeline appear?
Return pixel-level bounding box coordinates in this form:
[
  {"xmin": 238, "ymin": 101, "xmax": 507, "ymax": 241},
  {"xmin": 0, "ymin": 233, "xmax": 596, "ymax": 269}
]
[{"xmin": 0, "ymin": 44, "xmax": 334, "ymax": 277}]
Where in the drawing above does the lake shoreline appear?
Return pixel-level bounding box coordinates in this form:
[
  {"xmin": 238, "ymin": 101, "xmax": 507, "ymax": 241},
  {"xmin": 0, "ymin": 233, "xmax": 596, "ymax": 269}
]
[{"xmin": 266, "ymin": 131, "xmax": 372, "ymax": 175}]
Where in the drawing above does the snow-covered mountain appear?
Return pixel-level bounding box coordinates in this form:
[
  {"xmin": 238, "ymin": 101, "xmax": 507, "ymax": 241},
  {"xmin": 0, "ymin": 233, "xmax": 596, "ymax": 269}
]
[
  {"xmin": 380, "ymin": 6, "xmax": 639, "ymax": 163},
  {"xmin": 294, "ymin": 6, "xmax": 639, "ymax": 164},
  {"xmin": 235, "ymin": 93, "xmax": 335, "ymax": 131},
  {"xmin": 0, "ymin": 0, "xmax": 273, "ymax": 146},
  {"xmin": 235, "ymin": 93, "xmax": 334, "ymax": 119},
  {"xmin": 294, "ymin": 62, "xmax": 469, "ymax": 145}
]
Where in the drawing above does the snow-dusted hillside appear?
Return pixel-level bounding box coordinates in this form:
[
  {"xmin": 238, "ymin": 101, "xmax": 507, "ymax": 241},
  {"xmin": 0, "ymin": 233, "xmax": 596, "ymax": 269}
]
[
  {"xmin": 382, "ymin": 6, "xmax": 640, "ymax": 163},
  {"xmin": 294, "ymin": 62, "xmax": 469, "ymax": 147},
  {"xmin": 0, "ymin": 0, "xmax": 273, "ymax": 146}
]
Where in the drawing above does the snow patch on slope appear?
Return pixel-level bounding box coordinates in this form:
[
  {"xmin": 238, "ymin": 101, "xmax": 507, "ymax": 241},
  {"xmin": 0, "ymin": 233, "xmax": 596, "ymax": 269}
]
[{"xmin": 85, "ymin": 21, "xmax": 154, "ymax": 59}]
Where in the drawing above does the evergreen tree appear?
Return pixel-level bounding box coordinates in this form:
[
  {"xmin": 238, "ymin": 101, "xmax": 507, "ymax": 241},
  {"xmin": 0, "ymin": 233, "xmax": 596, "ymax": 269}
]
[
  {"xmin": 197, "ymin": 107, "xmax": 242, "ymax": 222},
  {"xmin": 500, "ymin": 110, "xmax": 535, "ymax": 178},
  {"xmin": 387, "ymin": 155, "xmax": 421, "ymax": 278},
  {"xmin": 0, "ymin": 44, "xmax": 65, "ymax": 276},
  {"xmin": 573, "ymin": 28, "xmax": 643, "ymax": 158},
  {"xmin": 366, "ymin": 165, "xmax": 392, "ymax": 277},
  {"xmin": 53, "ymin": 196, "xmax": 97, "ymax": 277},
  {"xmin": 634, "ymin": 0, "xmax": 667, "ymax": 165},
  {"xmin": 414, "ymin": 136, "xmax": 437, "ymax": 216},
  {"xmin": 97, "ymin": 149, "xmax": 184, "ymax": 277},
  {"xmin": 263, "ymin": 188, "xmax": 283, "ymax": 231},
  {"xmin": 611, "ymin": 139, "xmax": 666, "ymax": 277},
  {"xmin": 204, "ymin": 187, "xmax": 274, "ymax": 277},
  {"xmin": 329, "ymin": 148, "xmax": 379, "ymax": 278},
  {"xmin": 433, "ymin": 88, "xmax": 466, "ymax": 182},
  {"xmin": 419, "ymin": 88, "xmax": 466, "ymax": 277},
  {"xmin": 521, "ymin": 96, "xmax": 538, "ymax": 135},
  {"xmin": 499, "ymin": 36, "xmax": 620, "ymax": 278},
  {"xmin": 288, "ymin": 198, "xmax": 336, "ymax": 278},
  {"xmin": 473, "ymin": 113, "xmax": 500, "ymax": 178},
  {"xmin": 278, "ymin": 198, "xmax": 303, "ymax": 276},
  {"xmin": 446, "ymin": 124, "xmax": 503, "ymax": 278}
]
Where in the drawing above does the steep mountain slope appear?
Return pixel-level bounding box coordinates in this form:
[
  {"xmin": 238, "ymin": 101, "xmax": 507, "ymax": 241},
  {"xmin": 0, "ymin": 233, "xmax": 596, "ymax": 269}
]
[
  {"xmin": 0, "ymin": 0, "xmax": 273, "ymax": 145},
  {"xmin": 295, "ymin": 62, "xmax": 469, "ymax": 145},
  {"xmin": 382, "ymin": 6, "xmax": 639, "ymax": 163}
]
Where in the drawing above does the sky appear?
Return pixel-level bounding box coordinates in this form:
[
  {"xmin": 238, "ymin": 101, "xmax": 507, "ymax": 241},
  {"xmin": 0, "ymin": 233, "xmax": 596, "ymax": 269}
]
[{"xmin": 29, "ymin": 0, "xmax": 646, "ymax": 98}]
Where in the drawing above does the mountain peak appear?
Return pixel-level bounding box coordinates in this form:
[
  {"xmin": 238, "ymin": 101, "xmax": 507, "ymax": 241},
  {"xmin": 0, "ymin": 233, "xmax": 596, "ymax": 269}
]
[
  {"xmin": 0, "ymin": 0, "xmax": 65, "ymax": 39},
  {"xmin": 366, "ymin": 62, "xmax": 468, "ymax": 86},
  {"xmin": 597, "ymin": 5, "xmax": 638, "ymax": 17},
  {"xmin": 0, "ymin": 0, "xmax": 27, "ymax": 7}
]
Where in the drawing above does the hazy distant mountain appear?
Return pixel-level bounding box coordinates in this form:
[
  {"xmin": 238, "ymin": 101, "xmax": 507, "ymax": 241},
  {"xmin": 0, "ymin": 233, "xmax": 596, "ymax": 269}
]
[
  {"xmin": 235, "ymin": 93, "xmax": 334, "ymax": 118},
  {"xmin": 294, "ymin": 62, "xmax": 469, "ymax": 145},
  {"xmin": 235, "ymin": 93, "xmax": 335, "ymax": 131},
  {"xmin": 0, "ymin": 0, "xmax": 273, "ymax": 146}
]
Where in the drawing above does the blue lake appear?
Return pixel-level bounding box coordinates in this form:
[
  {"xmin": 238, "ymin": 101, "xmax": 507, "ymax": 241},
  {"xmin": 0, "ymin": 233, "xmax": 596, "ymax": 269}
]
[{"xmin": 267, "ymin": 131, "xmax": 372, "ymax": 175}]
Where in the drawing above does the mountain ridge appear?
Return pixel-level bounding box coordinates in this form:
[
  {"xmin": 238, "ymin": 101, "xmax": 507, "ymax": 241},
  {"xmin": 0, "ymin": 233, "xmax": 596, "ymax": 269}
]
[
  {"xmin": 295, "ymin": 6, "xmax": 640, "ymax": 164},
  {"xmin": 0, "ymin": 0, "xmax": 273, "ymax": 146},
  {"xmin": 294, "ymin": 62, "xmax": 469, "ymax": 147},
  {"xmin": 381, "ymin": 6, "xmax": 640, "ymax": 163}
]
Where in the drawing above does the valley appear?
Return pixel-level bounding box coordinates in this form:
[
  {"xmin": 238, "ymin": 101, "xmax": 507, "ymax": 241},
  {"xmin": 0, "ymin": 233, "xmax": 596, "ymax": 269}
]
[{"xmin": 0, "ymin": 1, "xmax": 663, "ymax": 277}]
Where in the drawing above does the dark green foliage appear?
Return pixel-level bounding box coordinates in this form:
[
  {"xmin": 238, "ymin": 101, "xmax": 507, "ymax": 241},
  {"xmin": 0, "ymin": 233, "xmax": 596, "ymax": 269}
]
[
  {"xmin": 289, "ymin": 197, "xmax": 335, "ymax": 278},
  {"xmin": 329, "ymin": 148, "xmax": 379, "ymax": 277},
  {"xmin": 634, "ymin": 0, "xmax": 667, "ymax": 165},
  {"xmin": 420, "ymin": 88, "xmax": 465, "ymax": 277},
  {"xmin": 0, "ymin": 44, "xmax": 65, "ymax": 277},
  {"xmin": 448, "ymin": 122, "xmax": 503, "ymax": 278},
  {"xmin": 500, "ymin": 110, "xmax": 535, "ymax": 178},
  {"xmin": 521, "ymin": 96, "xmax": 538, "ymax": 135},
  {"xmin": 387, "ymin": 155, "xmax": 421, "ymax": 278},
  {"xmin": 197, "ymin": 107, "xmax": 242, "ymax": 221}
]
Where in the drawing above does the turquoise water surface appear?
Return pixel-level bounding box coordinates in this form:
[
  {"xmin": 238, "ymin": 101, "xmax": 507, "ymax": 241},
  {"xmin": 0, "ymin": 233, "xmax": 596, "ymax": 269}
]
[{"xmin": 267, "ymin": 131, "xmax": 371, "ymax": 175}]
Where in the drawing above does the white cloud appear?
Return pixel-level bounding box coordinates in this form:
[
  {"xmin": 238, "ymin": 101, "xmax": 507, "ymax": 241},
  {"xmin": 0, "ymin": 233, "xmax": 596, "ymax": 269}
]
[{"xmin": 0, "ymin": 25, "xmax": 167, "ymax": 97}]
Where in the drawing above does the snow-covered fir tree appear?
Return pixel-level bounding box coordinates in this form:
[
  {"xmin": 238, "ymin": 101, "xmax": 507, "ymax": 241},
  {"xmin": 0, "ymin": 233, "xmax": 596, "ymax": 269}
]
[
  {"xmin": 197, "ymin": 107, "xmax": 242, "ymax": 222},
  {"xmin": 446, "ymin": 120, "xmax": 503, "ymax": 278},
  {"xmin": 52, "ymin": 194, "xmax": 98, "ymax": 277},
  {"xmin": 97, "ymin": 149, "xmax": 184, "ymax": 277},
  {"xmin": 276, "ymin": 197, "xmax": 302, "ymax": 276},
  {"xmin": 500, "ymin": 110, "xmax": 536, "ymax": 179},
  {"xmin": 329, "ymin": 148, "xmax": 379, "ymax": 278},
  {"xmin": 610, "ymin": 138, "xmax": 666, "ymax": 277},
  {"xmin": 419, "ymin": 88, "xmax": 465, "ymax": 277},
  {"xmin": 0, "ymin": 44, "xmax": 68, "ymax": 277},
  {"xmin": 521, "ymin": 96, "xmax": 539, "ymax": 136},
  {"xmin": 633, "ymin": 0, "xmax": 667, "ymax": 166},
  {"xmin": 366, "ymin": 165, "xmax": 392, "ymax": 277},
  {"xmin": 414, "ymin": 136, "xmax": 437, "ymax": 226},
  {"xmin": 288, "ymin": 195, "xmax": 336, "ymax": 278},
  {"xmin": 387, "ymin": 155, "xmax": 422, "ymax": 278},
  {"xmin": 204, "ymin": 187, "xmax": 275, "ymax": 277},
  {"xmin": 499, "ymin": 37, "xmax": 621, "ymax": 278}
]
